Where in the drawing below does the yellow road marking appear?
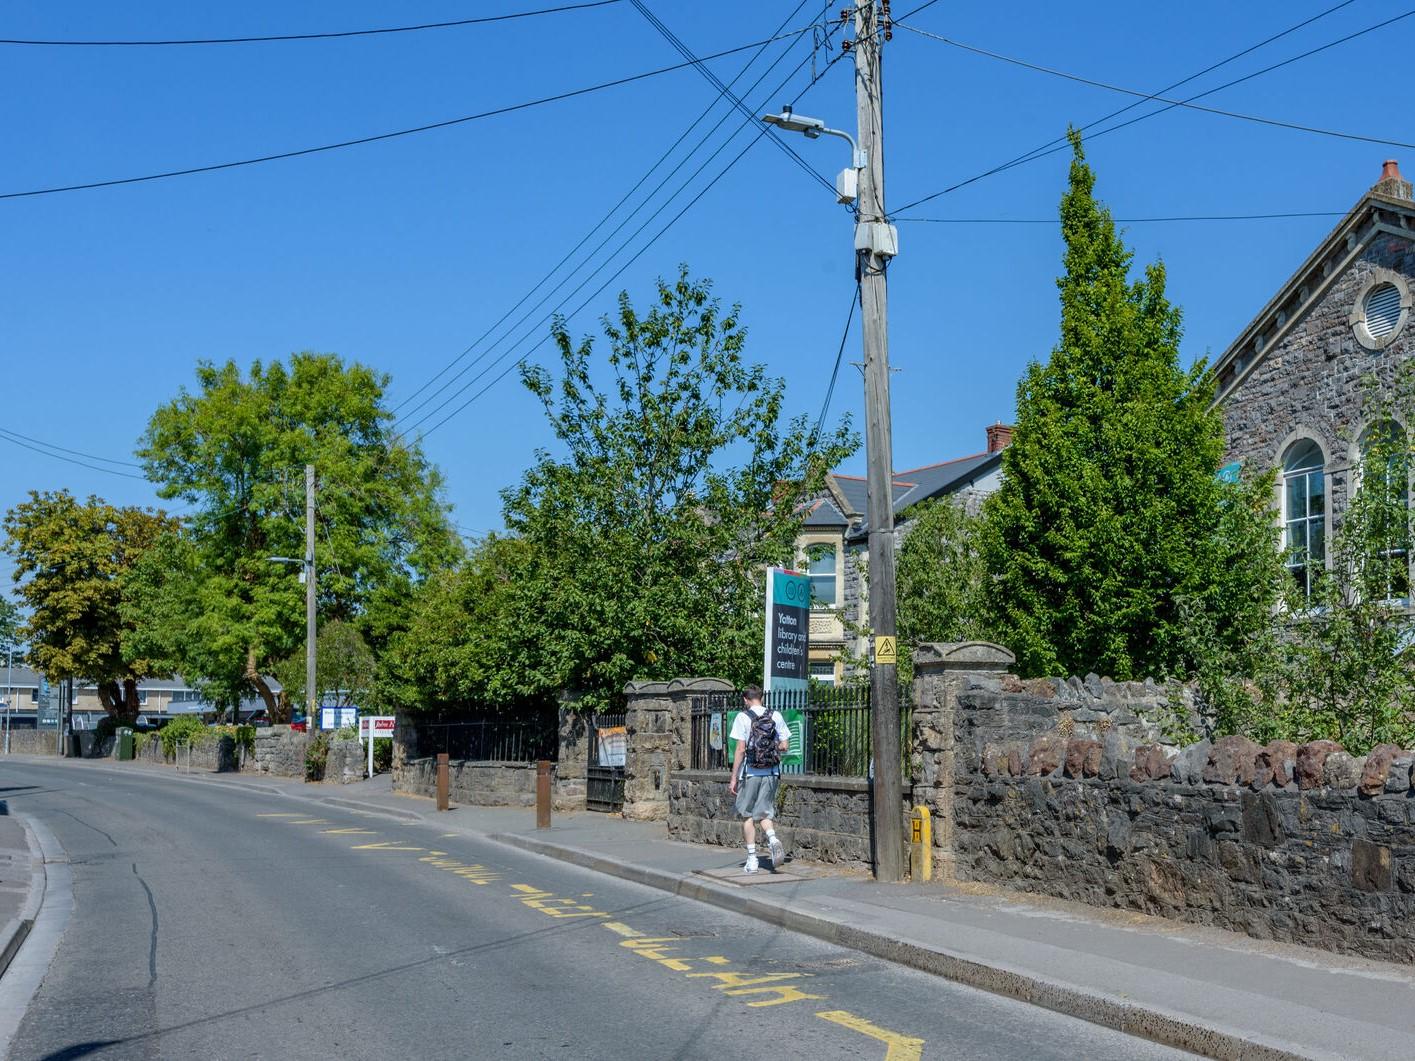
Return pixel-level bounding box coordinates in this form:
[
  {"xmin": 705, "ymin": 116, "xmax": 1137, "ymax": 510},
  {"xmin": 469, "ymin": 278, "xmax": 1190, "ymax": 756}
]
[
  {"xmin": 287, "ymin": 818, "xmax": 329, "ymax": 825},
  {"xmin": 351, "ymin": 840, "xmax": 423, "ymax": 851},
  {"xmin": 602, "ymin": 922, "xmax": 643, "ymax": 938},
  {"xmin": 816, "ymin": 1011, "xmax": 924, "ymax": 1061},
  {"xmin": 441, "ymin": 832, "xmax": 458, "ymax": 838},
  {"xmin": 256, "ymin": 813, "xmax": 302, "ymax": 818},
  {"xmin": 322, "ymin": 828, "xmax": 377, "ymax": 835}
]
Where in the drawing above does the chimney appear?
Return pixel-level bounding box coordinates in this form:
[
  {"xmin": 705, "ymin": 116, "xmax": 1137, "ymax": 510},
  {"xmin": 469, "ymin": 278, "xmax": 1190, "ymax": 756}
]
[
  {"xmin": 1374, "ymin": 159, "xmax": 1413, "ymax": 200},
  {"xmin": 986, "ymin": 422, "xmax": 1014, "ymax": 453}
]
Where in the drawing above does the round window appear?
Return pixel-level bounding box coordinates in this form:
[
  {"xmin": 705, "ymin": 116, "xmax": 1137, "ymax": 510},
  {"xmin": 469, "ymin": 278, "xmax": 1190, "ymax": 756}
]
[{"xmin": 1365, "ymin": 282, "xmax": 1402, "ymax": 340}]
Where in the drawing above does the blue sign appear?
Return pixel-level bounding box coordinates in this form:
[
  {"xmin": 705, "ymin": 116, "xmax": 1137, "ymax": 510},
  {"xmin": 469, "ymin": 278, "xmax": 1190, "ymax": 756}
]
[
  {"xmin": 1217, "ymin": 461, "xmax": 1242, "ymax": 485},
  {"xmin": 36, "ymin": 678, "xmax": 60, "ymax": 728}
]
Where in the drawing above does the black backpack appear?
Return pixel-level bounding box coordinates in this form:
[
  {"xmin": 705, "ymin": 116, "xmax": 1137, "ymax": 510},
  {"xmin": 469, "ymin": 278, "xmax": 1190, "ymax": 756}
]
[{"xmin": 745, "ymin": 708, "xmax": 781, "ymax": 769}]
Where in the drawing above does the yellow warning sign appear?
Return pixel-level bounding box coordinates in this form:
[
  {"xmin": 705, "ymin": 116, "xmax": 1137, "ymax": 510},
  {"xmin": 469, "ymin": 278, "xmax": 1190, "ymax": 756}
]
[{"xmin": 874, "ymin": 635, "xmax": 897, "ymax": 665}]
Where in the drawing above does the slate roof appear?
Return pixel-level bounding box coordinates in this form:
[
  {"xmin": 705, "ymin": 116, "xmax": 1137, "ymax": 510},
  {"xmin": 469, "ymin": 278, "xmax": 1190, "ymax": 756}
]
[
  {"xmin": 826, "ymin": 449, "xmax": 1003, "ymax": 540},
  {"xmin": 801, "ymin": 497, "xmax": 849, "ymax": 528}
]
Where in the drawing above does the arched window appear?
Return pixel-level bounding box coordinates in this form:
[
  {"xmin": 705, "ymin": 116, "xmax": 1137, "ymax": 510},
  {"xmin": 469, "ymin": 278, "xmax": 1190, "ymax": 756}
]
[
  {"xmin": 1358, "ymin": 421, "xmax": 1410, "ymax": 602},
  {"xmin": 1283, "ymin": 439, "xmax": 1326, "ymax": 598},
  {"xmin": 806, "ymin": 542, "xmax": 837, "ymax": 608}
]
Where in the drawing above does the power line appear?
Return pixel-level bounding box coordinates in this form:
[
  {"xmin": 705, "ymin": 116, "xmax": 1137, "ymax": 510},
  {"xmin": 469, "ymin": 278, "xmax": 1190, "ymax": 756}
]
[
  {"xmin": 810, "ymin": 279, "xmax": 860, "ymax": 450},
  {"xmin": 417, "ymin": 42, "xmax": 852, "ymax": 437},
  {"xmin": 889, "ymin": 0, "xmax": 1374, "ymax": 216},
  {"xmin": 0, "ymin": 430, "xmax": 148, "ymax": 480},
  {"xmin": 398, "ymin": 13, "xmax": 843, "ymax": 431},
  {"xmin": 0, "ymin": 1, "xmax": 624, "ymax": 46},
  {"xmin": 0, "ymin": 28, "xmax": 813, "ymax": 202},
  {"xmin": 628, "ymin": 0, "xmax": 837, "ymax": 199},
  {"xmin": 898, "ymin": 20, "xmax": 1415, "ymax": 152},
  {"xmin": 894, "ymin": 210, "xmax": 1346, "ymax": 224},
  {"xmin": 0, "ymin": 427, "xmax": 142, "ymax": 467},
  {"xmin": 393, "ymin": 2, "xmax": 819, "ymax": 416}
]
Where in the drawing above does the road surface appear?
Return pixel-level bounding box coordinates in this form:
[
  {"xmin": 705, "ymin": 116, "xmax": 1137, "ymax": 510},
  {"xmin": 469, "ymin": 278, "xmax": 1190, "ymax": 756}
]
[{"xmin": 0, "ymin": 759, "xmax": 1189, "ymax": 1060}]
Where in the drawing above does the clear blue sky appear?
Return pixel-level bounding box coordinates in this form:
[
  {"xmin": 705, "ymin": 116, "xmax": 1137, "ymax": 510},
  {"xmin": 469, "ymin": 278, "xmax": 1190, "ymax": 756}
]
[{"xmin": 0, "ymin": 0, "xmax": 1402, "ymax": 575}]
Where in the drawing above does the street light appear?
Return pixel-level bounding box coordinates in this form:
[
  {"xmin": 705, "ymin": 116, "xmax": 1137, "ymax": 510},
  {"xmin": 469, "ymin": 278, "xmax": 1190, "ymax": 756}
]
[{"xmin": 762, "ymin": 106, "xmax": 866, "ymax": 203}]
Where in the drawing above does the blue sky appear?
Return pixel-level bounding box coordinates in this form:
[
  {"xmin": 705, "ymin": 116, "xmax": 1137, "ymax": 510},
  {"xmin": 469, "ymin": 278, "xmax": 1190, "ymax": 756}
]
[{"xmin": 0, "ymin": 0, "xmax": 1404, "ymax": 575}]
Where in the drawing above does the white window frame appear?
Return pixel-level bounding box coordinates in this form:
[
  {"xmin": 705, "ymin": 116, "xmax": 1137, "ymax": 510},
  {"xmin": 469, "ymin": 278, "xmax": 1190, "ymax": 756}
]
[{"xmin": 1282, "ymin": 439, "xmax": 1327, "ymax": 600}]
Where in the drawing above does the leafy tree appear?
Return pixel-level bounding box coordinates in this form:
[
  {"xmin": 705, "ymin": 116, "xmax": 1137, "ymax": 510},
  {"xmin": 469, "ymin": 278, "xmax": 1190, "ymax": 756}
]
[
  {"xmin": 497, "ymin": 268, "xmax": 857, "ymax": 712},
  {"xmin": 133, "ymin": 353, "xmax": 459, "ymax": 719},
  {"xmin": 3, "ymin": 491, "xmax": 177, "ymax": 719},
  {"xmin": 1227, "ymin": 374, "xmax": 1415, "ymax": 753},
  {"xmin": 377, "ymin": 534, "xmax": 531, "ymax": 711},
  {"xmin": 271, "ymin": 618, "xmax": 377, "ymax": 711},
  {"xmin": 981, "ymin": 131, "xmax": 1282, "ymax": 680},
  {"xmin": 0, "ymin": 595, "xmax": 21, "ymax": 658},
  {"xmin": 897, "ymin": 498, "xmax": 989, "ymax": 647}
]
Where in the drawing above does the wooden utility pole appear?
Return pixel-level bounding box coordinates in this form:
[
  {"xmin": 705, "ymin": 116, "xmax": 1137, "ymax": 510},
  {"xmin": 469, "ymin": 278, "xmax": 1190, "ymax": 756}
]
[
  {"xmin": 854, "ymin": 0, "xmax": 905, "ymax": 882},
  {"xmin": 305, "ymin": 464, "xmax": 317, "ymax": 728}
]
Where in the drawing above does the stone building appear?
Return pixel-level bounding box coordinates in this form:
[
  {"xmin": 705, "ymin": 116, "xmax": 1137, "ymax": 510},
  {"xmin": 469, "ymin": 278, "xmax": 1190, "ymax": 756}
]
[
  {"xmin": 797, "ymin": 423, "xmax": 1012, "ymax": 679},
  {"xmin": 1214, "ymin": 162, "xmax": 1415, "ymax": 600}
]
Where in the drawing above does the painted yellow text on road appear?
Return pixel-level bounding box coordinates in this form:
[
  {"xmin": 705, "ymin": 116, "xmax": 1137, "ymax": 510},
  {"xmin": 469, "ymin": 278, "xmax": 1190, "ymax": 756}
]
[
  {"xmin": 817, "ymin": 1011, "xmax": 924, "ymax": 1061},
  {"xmin": 510, "ymin": 883, "xmax": 608, "ymax": 919}
]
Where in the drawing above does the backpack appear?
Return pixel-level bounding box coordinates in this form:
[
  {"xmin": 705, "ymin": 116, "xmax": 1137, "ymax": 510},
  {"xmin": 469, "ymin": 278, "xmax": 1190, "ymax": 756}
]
[{"xmin": 745, "ymin": 708, "xmax": 781, "ymax": 770}]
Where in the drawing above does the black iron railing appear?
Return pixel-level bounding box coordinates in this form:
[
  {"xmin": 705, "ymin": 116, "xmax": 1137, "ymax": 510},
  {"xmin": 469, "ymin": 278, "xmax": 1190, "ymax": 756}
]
[
  {"xmin": 408, "ymin": 712, "xmax": 558, "ymax": 764},
  {"xmin": 688, "ymin": 685, "xmax": 910, "ymax": 779}
]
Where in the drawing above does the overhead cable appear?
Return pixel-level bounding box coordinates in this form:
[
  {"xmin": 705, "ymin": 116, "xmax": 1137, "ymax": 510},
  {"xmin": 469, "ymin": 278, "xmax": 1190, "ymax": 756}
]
[
  {"xmin": 0, "ymin": 429, "xmax": 148, "ymax": 479},
  {"xmin": 894, "ymin": 210, "xmax": 1345, "ymax": 224},
  {"xmin": 394, "ymin": 1, "xmax": 819, "ymax": 415},
  {"xmin": 415, "ymin": 41, "xmax": 851, "ymax": 436},
  {"xmin": 0, "ymin": 28, "xmax": 814, "ymax": 201},
  {"xmin": 398, "ymin": 13, "xmax": 842, "ymax": 430},
  {"xmin": 890, "ymin": 0, "xmax": 1378, "ymax": 215},
  {"xmin": 0, "ymin": 1, "xmax": 623, "ymax": 46}
]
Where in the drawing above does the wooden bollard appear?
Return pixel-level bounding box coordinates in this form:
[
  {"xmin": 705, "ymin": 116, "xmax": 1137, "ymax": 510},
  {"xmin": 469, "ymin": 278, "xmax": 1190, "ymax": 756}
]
[
  {"xmin": 536, "ymin": 760, "xmax": 552, "ymax": 829},
  {"xmin": 436, "ymin": 752, "xmax": 450, "ymax": 811}
]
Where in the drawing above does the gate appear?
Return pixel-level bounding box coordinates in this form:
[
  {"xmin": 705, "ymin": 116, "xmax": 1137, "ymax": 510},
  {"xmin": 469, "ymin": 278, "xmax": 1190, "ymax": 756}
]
[{"xmin": 586, "ymin": 712, "xmax": 626, "ymax": 812}]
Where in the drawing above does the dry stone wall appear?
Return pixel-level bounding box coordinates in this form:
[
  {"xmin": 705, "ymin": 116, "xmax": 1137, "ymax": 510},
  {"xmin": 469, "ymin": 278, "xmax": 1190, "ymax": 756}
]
[{"xmin": 945, "ymin": 660, "xmax": 1415, "ymax": 962}]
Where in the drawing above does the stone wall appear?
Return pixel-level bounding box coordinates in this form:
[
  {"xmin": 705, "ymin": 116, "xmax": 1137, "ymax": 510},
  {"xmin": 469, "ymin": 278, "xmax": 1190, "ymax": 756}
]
[
  {"xmin": 389, "ymin": 709, "xmax": 586, "ymax": 810},
  {"xmin": 2, "ymin": 729, "xmax": 61, "ymax": 756},
  {"xmin": 398, "ymin": 757, "xmax": 539, "ymax": 806},
  {"xmin": 668, "ymin": 769, "xmax": 886, "ymax": 865},
  {"xmin": 324, "ymin": 737, "xmax": 367, "ymax": 784},
  {"xmin": 931, "ymin": 643, "xmax": 1415, "ymax": 963},
  {"xmin": 252, "ymin": 728, "xmax": 310, "ymax": 778}
]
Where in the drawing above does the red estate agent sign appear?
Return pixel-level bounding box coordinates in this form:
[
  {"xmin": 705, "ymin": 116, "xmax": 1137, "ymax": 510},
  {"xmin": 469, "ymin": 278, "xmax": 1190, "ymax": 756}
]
[{"xmin": 359, "ymin": 716, "xmax": 396, "ymax": 776}]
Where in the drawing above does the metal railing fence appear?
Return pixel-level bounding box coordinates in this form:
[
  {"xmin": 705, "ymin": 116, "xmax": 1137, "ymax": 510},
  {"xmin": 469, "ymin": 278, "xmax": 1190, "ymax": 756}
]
[
  {"xmin": 688, "ymin": 685, "xmax": 910, "ymax": 779},
  {"xmin": 406, "ymin": 712, "xmax": 558, "ymax": 764}
]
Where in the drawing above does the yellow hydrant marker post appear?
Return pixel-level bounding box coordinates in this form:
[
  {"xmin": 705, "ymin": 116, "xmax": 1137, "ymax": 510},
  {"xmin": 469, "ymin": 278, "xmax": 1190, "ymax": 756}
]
[{"xmin": 909, "ymin": 806, "xmax": 931, "ymax": 883}]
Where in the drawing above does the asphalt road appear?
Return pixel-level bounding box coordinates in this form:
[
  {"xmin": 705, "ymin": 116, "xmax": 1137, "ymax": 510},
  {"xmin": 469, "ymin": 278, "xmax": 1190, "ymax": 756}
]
[{"xmin": 0, "ymin": 760, "xmax": 1191, "ymax": 1061}]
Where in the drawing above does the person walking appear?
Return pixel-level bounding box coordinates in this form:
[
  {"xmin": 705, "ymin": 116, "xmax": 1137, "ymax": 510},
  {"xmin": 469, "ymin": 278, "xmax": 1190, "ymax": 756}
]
[{"xmin": 728, "ymin": 687, "xmax": 790, "ymax": 873}]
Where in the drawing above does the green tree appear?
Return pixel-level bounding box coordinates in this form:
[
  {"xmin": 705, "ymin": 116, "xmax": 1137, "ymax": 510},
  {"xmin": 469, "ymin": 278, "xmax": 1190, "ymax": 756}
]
[
  {"xmin": 271, "ymin": 618, "xmax": 377, "ymax": 711},
  {"xmin": 981, "ymin": 132, "xmax": 1282, "ymax": 680},
  {"xmin": 498, "ymin": 268, "xmax": 857, "ymax": 711},
  {"xmin": 377, "ymin": 534, "xmax": 533, "ymax": 711},
  {"xmin": 897, "ymin": 498, "xmax": 989, "ymax": 647},
  {"xmin": 0, "ymin": 595, "xmax": 21, "ymax": 658},
  {"xmin": 133, "ymin": 353, "xmax": 459, "ymax": 719},
  {"xmin": 4, "ymin": 491, "xmax": 177, "ymax": 719},
  {"xmin": 1245, "ymin": 375, "xmax": 1415, "ymax": 752}
]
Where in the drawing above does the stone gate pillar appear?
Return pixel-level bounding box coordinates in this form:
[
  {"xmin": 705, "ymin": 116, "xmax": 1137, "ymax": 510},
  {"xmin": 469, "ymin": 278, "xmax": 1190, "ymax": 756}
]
[
  {"xmin": 911, "ymin": 641, "xmax": 1015, "ymax": 880},
  {"xmin": 621, "ymin": 681, "xmax": 672, "ymax": 820}
]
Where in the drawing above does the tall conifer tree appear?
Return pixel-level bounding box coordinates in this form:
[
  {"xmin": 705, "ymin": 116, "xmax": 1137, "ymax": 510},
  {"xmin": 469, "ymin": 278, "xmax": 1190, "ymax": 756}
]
[{"xmin": 982, "ymin": 132, "xmax": 1280, "ymax": 679}]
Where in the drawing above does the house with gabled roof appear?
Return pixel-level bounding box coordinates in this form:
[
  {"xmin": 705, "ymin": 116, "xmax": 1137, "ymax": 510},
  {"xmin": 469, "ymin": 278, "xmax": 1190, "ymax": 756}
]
[
  {"xmin": 797, "ymin": 424, "xmax": 1012, "ymax": 680},
  {"xmin": 1214, "ymin": 161, "xmax": 1415, "ymax": 601}
]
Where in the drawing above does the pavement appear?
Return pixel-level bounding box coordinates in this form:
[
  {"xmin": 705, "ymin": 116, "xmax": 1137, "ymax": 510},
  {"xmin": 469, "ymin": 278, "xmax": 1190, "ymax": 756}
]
[
  {"xmin": 0, "ymin": 759, "xmax": 1186, "ymax": 1061},
  {"xmin": 0, "ymin": 805, "xmax": 40, "ymax": 984},
  {"xmin": 9, "ymin": 756, "xmax": 1415, "ymax": 1060}
]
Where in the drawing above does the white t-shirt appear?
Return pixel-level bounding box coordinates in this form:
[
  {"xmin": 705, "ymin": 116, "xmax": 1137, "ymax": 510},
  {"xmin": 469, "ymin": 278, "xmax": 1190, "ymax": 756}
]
[{"xmin": 731, "ymin": 705, "xmax": 790, "ymax": 776}]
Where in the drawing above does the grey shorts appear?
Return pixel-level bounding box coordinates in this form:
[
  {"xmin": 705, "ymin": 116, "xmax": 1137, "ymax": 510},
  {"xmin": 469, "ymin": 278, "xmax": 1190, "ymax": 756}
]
[{"xmin": 734, "ymin": 773, "xmax": 780, "ymax": 820}]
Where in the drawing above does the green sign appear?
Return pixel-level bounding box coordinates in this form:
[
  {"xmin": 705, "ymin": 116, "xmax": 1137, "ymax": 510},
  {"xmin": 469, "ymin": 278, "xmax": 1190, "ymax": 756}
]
[{"xmin": 727, "ymin": 708, "xmax": 803, "ymax": 771}]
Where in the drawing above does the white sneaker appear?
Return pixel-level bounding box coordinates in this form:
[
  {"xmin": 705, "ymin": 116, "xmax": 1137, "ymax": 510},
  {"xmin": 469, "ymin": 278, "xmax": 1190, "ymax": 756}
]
[
  {"xmin": 767, "ymin": 835, "xmax": 786, "ymax": 871},
  {"xmin": 742, "ymin": 853, "xmax": 759, "ymax": 874}
]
